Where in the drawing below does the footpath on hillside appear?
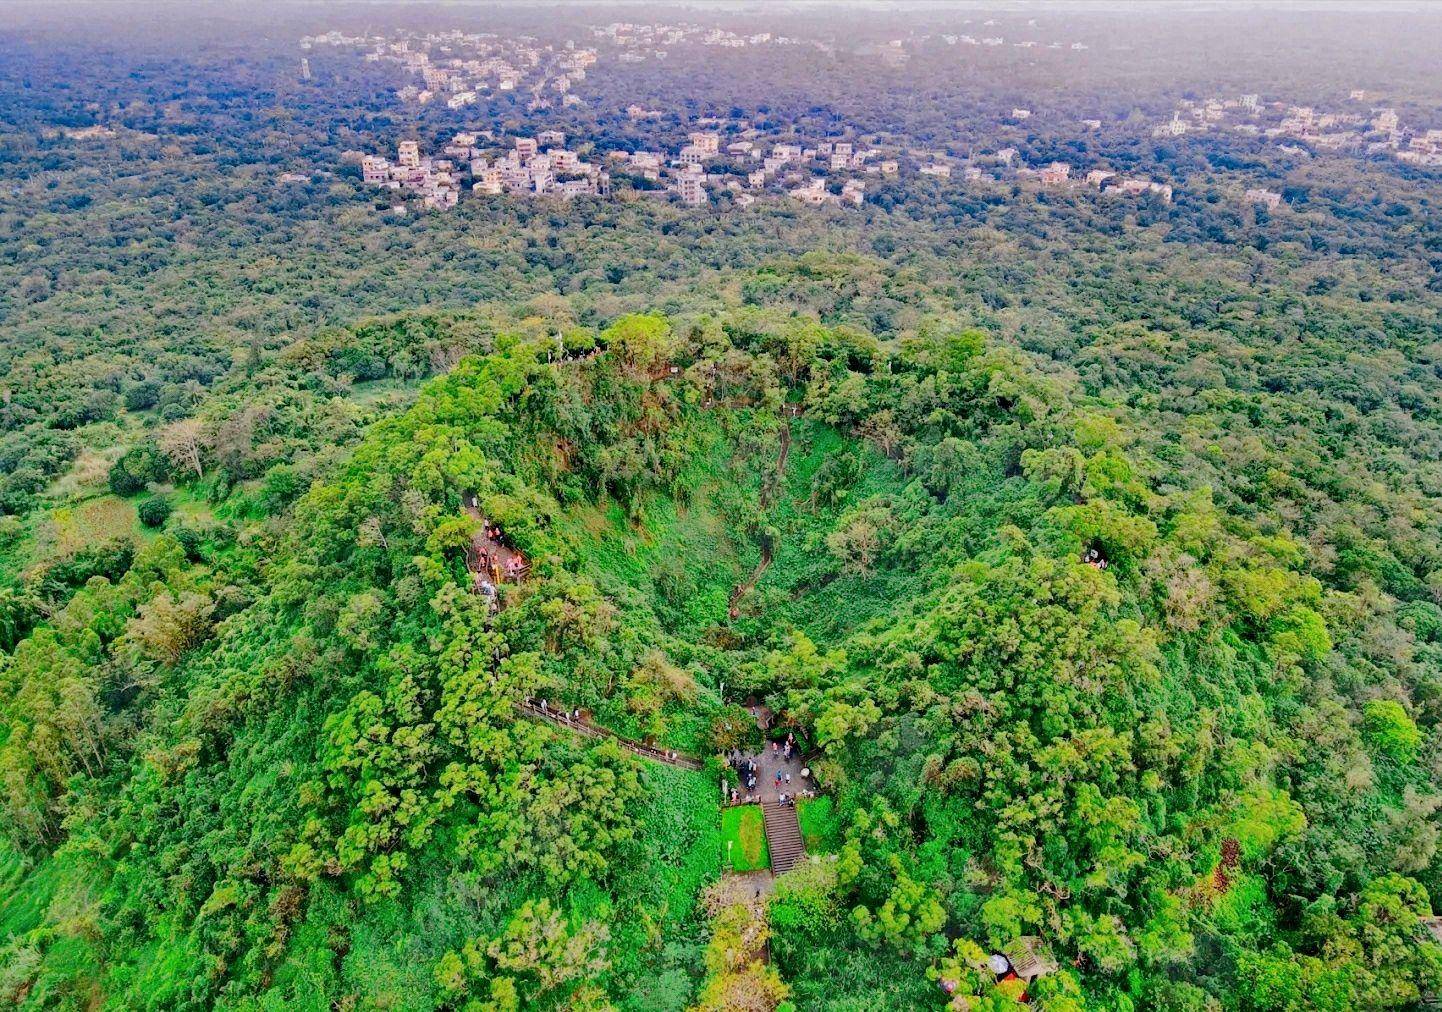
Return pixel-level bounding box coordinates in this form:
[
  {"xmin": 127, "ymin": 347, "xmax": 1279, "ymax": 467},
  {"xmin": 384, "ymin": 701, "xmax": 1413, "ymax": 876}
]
[
  {"xmin": 513, "ymin": 700, "xmax": 703, "ymax": 770},
  {"xmin": 729, "ymin": 416, "xmax": 792, "ymax": 618}
]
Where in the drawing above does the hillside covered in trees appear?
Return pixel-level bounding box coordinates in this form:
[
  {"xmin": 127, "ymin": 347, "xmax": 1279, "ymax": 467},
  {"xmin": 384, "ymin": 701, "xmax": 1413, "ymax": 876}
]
[
  {"xmin": 3, "ymin": 299, "xmax": 1441, "ymax": 1010},
  {"xmin": 5, "ymin": 3, "xmax": 1442, "ymax": 1010}
]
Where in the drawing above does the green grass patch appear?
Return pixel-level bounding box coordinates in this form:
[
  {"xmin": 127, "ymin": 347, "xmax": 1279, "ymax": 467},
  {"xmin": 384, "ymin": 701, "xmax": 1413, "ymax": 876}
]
[
  {"xmin": 721, "ymin": 804, "xmax": 770, "ymax": 872},
  {"xmin": 797, "ymin": 796, "xmax": 840, "ymax": 854}
]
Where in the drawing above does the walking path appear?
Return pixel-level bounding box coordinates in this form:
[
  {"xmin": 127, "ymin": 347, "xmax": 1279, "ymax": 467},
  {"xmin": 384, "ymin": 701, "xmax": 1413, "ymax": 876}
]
[
  {"xmin": 462, "ymin": 492, "xmax": 528, "ymax": 594},
  {"xmin": 762, "ymin": 801, "xmax": 805, "ymax": 874},
  {"xmin": 514, "ymin": 700, "xmax": 703, "ymax": 770},
  {"xmin": 727, "ymin": 715, "xmax": 813, "ymax": 877},
  {"xmin": 728, "ymin": 418, "xmax": 791, "ymax": 618}
]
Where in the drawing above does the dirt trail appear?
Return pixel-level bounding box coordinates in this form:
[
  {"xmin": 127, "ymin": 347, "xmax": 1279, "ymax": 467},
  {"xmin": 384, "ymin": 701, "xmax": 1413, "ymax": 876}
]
[
  {"xmin": 728, "ymin": 419, "xmax": 791, "ymax": 619},
  {"xmin": 462, "ymin": 492, "xmax": 528, "ymax": 592}
]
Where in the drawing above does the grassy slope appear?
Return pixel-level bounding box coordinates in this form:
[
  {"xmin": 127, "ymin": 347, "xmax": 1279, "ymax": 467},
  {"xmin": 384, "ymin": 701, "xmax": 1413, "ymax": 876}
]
[
  {"xmin": 721, "ymin": 805, "xmax": 771, "ymax": 873},
  {"xmin": 554, "ymin": 415, "xmax": 757, "ymax": 638},
  {"xmin": 755, "ymin": 419, "xmax": 912, "ymax": 640},
  {"xmin": 797, "ymin": 796, "xmax": 840, "ymax": 855}
]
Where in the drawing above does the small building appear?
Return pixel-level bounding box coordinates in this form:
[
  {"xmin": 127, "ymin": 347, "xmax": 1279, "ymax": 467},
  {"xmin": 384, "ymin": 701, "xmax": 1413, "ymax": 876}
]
[
  {"xmin": 362, "ymin": 155, "xmax": 390, "ymax": 183},
  {"xmin": 557, "ymin": 177, "xmax": 596, "ymax": 200},
  {"xmin": 1244, "ymin": 187, "xmax": 1283, "ymax": 210},
  {"xmin": 1001, "ymin": 937, "xmax": 1058, "ymax": 984},
  {"xmin": 677, "ymin": 173, "xmax": 707, "ymax": 206},
  {"xmin": 688, "ymin": 130, "xmax": 721, "ymax": 154},
  {"xmin": 473, "ymin": 167, "xmax": 504, "ymax": 195},
  {"xmin": 1116, "ymin": 178, "xmax": 1174, "ymax": 202},
  {"xmin": 789, "ymin": 183, "xmax": 828, "ymax": 206},
  {"xmin": 1039, "ymin": 162, "xmax": 1071, "ymax": 185}
]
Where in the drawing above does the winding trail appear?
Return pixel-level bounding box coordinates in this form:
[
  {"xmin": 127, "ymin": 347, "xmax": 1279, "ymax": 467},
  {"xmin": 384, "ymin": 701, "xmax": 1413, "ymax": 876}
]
[{"xmin": 728, "ymin": 418, "xmax": 791, "ymax": 619}]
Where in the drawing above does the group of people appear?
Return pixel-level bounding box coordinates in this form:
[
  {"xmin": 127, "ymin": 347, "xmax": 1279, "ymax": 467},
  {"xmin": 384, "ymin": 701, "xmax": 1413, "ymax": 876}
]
[
  {"xmin": 478, "ymin": 547, "xmax": 527, "ymax": 582},
  {"xmin": 725, "ymin": 733, "xmax": 816, "ymax": 804},
  {"xmin": 731, "ymin": 755, "xmax": 762, "ymax": 803},
  {"xmin": 1083, "ymin": 547, "xmax": 1109, "ymax": 570},
  {"xmin": 476, "ymin": 518, "xmax": 528, "ymax": 583},
  {"xmin": 529, "ymin": 698, "xmax": 582, "ymax": 723},
  {"xmin": 524, "ymin": 698, "xmax": 687, "ymax": 763}
]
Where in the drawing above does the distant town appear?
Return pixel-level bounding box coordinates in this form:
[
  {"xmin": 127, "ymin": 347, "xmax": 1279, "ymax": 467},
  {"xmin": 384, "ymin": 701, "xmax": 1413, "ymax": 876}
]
[
  {"xmin": 345, "ymin": 125, "xmax": 1190, "ymax": 215},
  {"xmin": 1155, "ymin": 90, "xmax": 1442, "ymax": 168},
  {"xmin": 301, "ymin": 25, "xmax": 1439, "ymax": 217}
]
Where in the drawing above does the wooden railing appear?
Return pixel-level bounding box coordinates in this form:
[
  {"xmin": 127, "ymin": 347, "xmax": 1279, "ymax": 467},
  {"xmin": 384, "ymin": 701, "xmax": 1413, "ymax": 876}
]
[{"xmin": 514, "ymin": 701, "xmax": 703, "ymax": 770}]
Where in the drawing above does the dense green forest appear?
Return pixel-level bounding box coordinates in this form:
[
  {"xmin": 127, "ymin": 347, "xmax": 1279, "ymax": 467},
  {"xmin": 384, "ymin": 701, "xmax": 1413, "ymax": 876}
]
[{"xmin": 4, "ymin": 3, "xmax": 1442, "ymax": 1010}]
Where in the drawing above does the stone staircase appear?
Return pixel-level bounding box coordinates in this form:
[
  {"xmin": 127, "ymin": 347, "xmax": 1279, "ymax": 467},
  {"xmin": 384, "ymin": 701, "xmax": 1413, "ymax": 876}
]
[{"xmin": 762, "ymin": 801, "xmax": 805, "ymax": 874}]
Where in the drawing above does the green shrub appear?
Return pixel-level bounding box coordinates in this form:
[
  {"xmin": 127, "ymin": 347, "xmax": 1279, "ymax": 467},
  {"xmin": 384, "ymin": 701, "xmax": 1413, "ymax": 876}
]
[{"xmin": 138, "ymin": 496, "xmax": 173, "ymax": 528}]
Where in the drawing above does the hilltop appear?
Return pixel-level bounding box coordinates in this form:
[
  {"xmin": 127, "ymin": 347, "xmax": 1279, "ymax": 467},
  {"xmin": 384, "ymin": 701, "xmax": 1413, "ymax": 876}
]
[{"xmin": 2, "ymin": 305, "xmax": 1439, "ymax": 1009}]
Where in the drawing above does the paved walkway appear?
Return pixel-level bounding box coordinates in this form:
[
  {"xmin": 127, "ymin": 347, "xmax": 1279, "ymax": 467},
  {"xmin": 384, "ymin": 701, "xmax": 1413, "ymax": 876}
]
[
  {"xmin": 726, "ymin": 715, "xmax": 814, "ymax": 877},
  {"xmin": 727, "ymin": 718, "xmax": 810, "ymax": 804}
]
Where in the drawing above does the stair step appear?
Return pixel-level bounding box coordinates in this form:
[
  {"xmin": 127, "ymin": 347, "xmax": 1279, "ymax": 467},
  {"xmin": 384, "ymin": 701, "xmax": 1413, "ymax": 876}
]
[{"xmin": 760, "ymin": 803, "xmax": 807, "ymax": 875}]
